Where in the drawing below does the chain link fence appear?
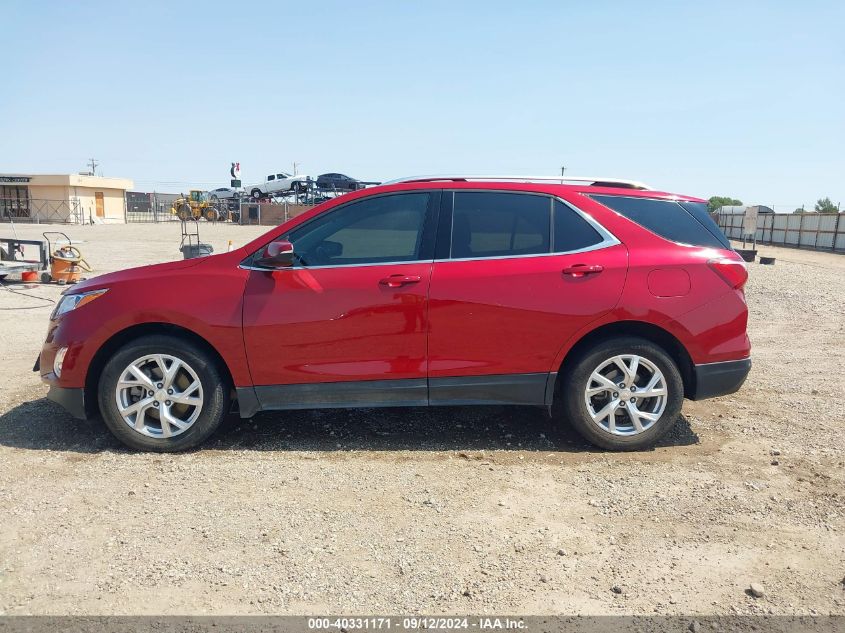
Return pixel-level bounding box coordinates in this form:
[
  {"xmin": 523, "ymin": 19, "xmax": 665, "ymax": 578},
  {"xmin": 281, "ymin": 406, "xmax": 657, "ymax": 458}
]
[{"xmin": 715, "ymin": 211, "xmax": 845, "ymax": 252}]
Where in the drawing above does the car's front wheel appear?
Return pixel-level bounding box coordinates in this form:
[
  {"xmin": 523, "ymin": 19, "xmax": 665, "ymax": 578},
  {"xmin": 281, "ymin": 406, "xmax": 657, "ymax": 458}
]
[
  {"xmin": 558, "ymin": 336, "xmax": 683, "ymax": 451},
  {"xmin": 176, "ymin": 204, "xmax": 192, "ymax": 221},
  {"xmin": 97, "ymin": 335, "xmax": 229, "ymax": 452}
]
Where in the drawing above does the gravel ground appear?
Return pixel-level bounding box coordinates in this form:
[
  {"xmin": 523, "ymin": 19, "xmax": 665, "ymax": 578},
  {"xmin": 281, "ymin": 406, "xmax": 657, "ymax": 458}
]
[{"xmin": 0, "ymin": 223, "xmax": 843, "ymax": 616}]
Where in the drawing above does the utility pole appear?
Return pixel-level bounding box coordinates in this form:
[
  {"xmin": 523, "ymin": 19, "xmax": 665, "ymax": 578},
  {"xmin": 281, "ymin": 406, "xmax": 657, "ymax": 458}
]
[
  {"xmin": 560, "ymin": 166, "xmax": 566, "ymax": 176},
  {"xmin": 87, "ymin": 158, "xmax": 98, "ymax": 176},
  {"xmin": 292, "ymin": 162, "xmax": 300, "ymax": 176}
]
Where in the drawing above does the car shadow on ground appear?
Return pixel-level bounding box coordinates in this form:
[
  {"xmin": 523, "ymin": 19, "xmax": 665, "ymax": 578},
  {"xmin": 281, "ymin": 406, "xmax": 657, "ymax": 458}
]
[{"xmin": 0, "ymin": 397, "xmax": 699, "ymax": 454}]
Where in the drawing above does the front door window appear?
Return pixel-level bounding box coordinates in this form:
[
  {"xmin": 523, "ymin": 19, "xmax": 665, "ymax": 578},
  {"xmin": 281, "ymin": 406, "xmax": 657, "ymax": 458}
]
[{"xmin": 286, "ymin": 192, "xmax": 431, "ymax": 266}]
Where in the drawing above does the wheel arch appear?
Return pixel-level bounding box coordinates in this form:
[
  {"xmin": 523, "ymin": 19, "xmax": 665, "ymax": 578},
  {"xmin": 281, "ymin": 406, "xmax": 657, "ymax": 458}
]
[
  {"xmin": 84, "ymin": 322, "xmax": 236, "ymax": 418},
  {"xmin": 549, "ymin": 320, "xmax": 695, "ymax": 408}
]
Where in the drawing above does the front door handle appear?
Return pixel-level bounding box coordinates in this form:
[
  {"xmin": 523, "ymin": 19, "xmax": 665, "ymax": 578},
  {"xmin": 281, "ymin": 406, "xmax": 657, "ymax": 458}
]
[
  {"xmin": 563, "ymin": 264, "xmax": 604, "ymax": 278},
  {"xmin": 379, "ymin": 274, "xmax": 421, "ymax": 288}
]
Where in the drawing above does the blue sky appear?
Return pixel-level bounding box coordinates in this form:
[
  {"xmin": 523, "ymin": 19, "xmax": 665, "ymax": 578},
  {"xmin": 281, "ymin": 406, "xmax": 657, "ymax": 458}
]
[{"xmin": 2, "ymin": 0, "xmax": 843, "ymax": 210}]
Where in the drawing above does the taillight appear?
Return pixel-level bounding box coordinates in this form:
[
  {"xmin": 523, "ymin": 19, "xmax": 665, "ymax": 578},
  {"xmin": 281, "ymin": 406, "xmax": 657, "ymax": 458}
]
[{"xmin": 708, "ymin": 258, "xmax": 748, "ymax": 289}]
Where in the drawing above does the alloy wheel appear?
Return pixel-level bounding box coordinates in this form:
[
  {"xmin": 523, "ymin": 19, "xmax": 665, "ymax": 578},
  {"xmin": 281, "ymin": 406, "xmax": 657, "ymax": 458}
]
[
  {"xmin": 114, "ymin": 354, "xmax": 204, "ymax": 438},
  {"xmin": 584, "ymin": 354, "xmax": 667, "ymax": 436}
]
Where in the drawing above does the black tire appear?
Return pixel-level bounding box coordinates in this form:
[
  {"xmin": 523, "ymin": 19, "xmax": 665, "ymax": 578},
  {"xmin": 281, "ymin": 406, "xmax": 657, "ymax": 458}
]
[
  {"xmin": 557, "ymin": 336, "xmax": 683, "ymax": 451},
  {"xmin": 177, "ymin": 204, "xmax": 192, "ymax": 221},
  {"xmin": 97, "ymin": 335, "xmax": 229, "ymax": 452},
  {"xmin": 251, "ymin": 189, "xmax": 262, "ymax": 200},
  {"xmin": 40, "ymin": 272, "xmax": 51, "ymax": 283}
]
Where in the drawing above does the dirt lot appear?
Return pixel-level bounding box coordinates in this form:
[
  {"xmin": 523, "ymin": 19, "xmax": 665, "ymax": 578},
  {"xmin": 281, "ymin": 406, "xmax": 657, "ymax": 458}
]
[{"xmin": 0, "ymin": 223, "xmax": 842, "ymax": 616}]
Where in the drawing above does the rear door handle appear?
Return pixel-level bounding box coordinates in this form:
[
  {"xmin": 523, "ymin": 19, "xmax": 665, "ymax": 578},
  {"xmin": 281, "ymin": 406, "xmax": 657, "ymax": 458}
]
[
  {"xmin": 379, "ymin": 274, "xmax": 421, "ymax": 288},
  {"xmin": 563, "ymin": 264, "xmax": 604, "ymax": 278}
]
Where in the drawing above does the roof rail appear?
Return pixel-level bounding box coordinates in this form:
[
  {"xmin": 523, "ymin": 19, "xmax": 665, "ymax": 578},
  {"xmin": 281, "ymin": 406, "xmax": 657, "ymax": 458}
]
[{"xmin": 384, "ymin": 175, "xmax": 653, "ymax": 190}]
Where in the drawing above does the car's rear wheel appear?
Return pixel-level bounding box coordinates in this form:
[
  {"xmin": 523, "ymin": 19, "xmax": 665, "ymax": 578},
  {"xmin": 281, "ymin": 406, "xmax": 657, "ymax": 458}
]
[
  {"xmin": 251, "ymin": 189, "xmax": 262, "ymax": 200},
  {"xmin": 97, "ymin": 335, "xmax": 229, "ymax": 452},
  {"xmin": 558, "ymin": 337, "xmax": 683, "ymax": 450}
]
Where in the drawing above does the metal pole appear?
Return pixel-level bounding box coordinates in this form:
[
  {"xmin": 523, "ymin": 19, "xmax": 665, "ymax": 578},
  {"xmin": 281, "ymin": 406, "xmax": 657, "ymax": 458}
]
[
  {"xmin": 798, "ymin": 211, "xmax": 805, "ymax": 249},
  {"xmin": 834, "ymin": 211, "xmax": 843, "ymax": 253}
]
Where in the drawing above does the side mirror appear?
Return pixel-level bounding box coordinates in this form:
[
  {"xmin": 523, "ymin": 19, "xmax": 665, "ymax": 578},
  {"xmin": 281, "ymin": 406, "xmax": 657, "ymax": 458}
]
[{"xmin": 255, "ymin": 240, "xmax": 294, "ymax": 269}]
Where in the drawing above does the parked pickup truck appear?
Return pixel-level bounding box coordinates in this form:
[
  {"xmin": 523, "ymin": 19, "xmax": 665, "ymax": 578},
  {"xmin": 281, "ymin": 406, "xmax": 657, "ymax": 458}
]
[{"xmin": 247, "ymin": 172, "xmax": 313, "ymax": 199}]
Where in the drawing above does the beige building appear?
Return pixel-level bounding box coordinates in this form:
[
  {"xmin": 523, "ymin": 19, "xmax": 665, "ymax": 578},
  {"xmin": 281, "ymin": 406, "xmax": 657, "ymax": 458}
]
[{"xmin": 0, "ymin": 173, "xmax": 134, "ymax": 223}]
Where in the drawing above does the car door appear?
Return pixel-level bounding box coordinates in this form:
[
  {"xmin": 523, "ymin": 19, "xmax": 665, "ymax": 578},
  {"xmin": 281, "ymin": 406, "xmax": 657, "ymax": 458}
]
[
  {"xmin": 242, "ymin": 190, "xmax": 439, "ymax": 409},
  {"xmin": 264, "ymin": 174, "xmax": 277, "ymax": 194},
  {"xmin": 427, "ymin": 190, "xmax": 628, "ymax": 405},
  {"xmin": 276, "ymin": 174, "xmax": 290, "ymax": 193}
]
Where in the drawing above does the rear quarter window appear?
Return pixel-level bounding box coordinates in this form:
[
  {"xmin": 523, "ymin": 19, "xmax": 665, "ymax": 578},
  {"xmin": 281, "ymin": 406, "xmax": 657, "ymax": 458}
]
[{"xmin": 590, "ymin": 195, "xmax": 731, "ymax": 249}]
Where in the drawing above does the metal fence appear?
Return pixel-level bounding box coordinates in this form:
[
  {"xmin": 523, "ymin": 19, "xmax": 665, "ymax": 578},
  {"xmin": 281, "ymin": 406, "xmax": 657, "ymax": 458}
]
[
  {"xmin": 125, "ymin": 190, "xmax": 330, "ymax": 224},
  {"xmin": 236, "ymin": 201, "xmax": 316, "ymax": 226},
  {"xmin": 125, "ymin": 192, "xmax": 181, "ymax": 223},
  {"xmin": 1, "ymin": 198, "xmax": 85, "ymax": 224},
  {"xmin": 715, "ymin": 211, "xmax": 845, "ymax": 253}
]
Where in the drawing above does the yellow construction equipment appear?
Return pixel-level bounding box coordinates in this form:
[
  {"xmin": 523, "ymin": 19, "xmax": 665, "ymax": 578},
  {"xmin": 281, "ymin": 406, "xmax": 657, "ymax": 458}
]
[{"xmin": 171, "ymin": 190, "xmax": 222, "ymax": 222}]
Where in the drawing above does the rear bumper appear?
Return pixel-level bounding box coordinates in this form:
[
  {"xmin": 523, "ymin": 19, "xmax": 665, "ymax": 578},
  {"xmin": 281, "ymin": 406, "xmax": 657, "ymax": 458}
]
[
  {"xmin": 46, "ymin": 386, "xmax": 87, "ymax": 420},
  {"xmin": 689, "ymin": 358, "xmax": 751, "ymax": 400}
]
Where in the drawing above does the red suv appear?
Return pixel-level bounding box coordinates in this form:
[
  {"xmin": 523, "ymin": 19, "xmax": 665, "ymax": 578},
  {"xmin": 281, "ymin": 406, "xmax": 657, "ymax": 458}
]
[{"xmin": 36, "ymin": 176, "xmax": 751, "ymax": 452}]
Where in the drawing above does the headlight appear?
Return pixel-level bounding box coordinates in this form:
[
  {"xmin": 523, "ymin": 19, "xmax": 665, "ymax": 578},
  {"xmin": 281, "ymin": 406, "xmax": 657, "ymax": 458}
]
[{"xmin": 51, "ymin": 288, "xmax": 109, "ymax": 320}]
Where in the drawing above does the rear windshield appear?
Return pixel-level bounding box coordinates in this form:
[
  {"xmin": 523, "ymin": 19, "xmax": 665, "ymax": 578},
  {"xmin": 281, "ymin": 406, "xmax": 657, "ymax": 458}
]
[{"xmin": 590, "ymin": 195, "xmax": 731, "ymax": 249}]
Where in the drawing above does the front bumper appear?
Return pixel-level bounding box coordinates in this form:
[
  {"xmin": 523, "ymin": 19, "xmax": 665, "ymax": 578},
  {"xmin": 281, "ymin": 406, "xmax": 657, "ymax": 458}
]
[
  {"xmin": 36, "ymin": 351, "xmax": 88, "ymax": 419},
  {"xmin": 689, "ymin": 358, "xmax": 752, "ymax": 400},
  {"xmin": 46, "ymin": 385, "xmax": 87, "ymax": 419}
]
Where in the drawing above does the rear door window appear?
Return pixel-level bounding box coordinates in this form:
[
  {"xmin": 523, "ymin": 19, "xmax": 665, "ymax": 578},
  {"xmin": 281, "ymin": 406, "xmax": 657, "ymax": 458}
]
[
  {"xmin": 553, "ymin": 199, "xmax": 604, "ymax": 252},
  {"xmin": 451, "ymin": 192, "xmax": 550, "ymax": 258},
  {"xmin": 590, "ymin": 195, "xmax": 730, "ymax": 249}
]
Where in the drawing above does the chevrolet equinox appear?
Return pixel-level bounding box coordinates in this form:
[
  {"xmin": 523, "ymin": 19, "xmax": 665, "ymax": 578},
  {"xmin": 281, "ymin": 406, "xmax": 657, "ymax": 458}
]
[{"xmin": 36, "ymin": 176, "xmax": 751, "ymax": 452}]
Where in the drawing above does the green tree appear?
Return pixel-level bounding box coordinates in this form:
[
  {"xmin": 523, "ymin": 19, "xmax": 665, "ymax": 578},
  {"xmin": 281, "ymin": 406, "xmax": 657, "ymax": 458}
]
[
  {"xmin": 793, "ymin": 207, "xmax": 806, "ymax": 214},
  {"xmin": 708, "ymin": 196, "xmax": 743, "ymax": 212},
  {"xmin": 814, "ymin": 197, "xmax": 839, "ymax": 214}
]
